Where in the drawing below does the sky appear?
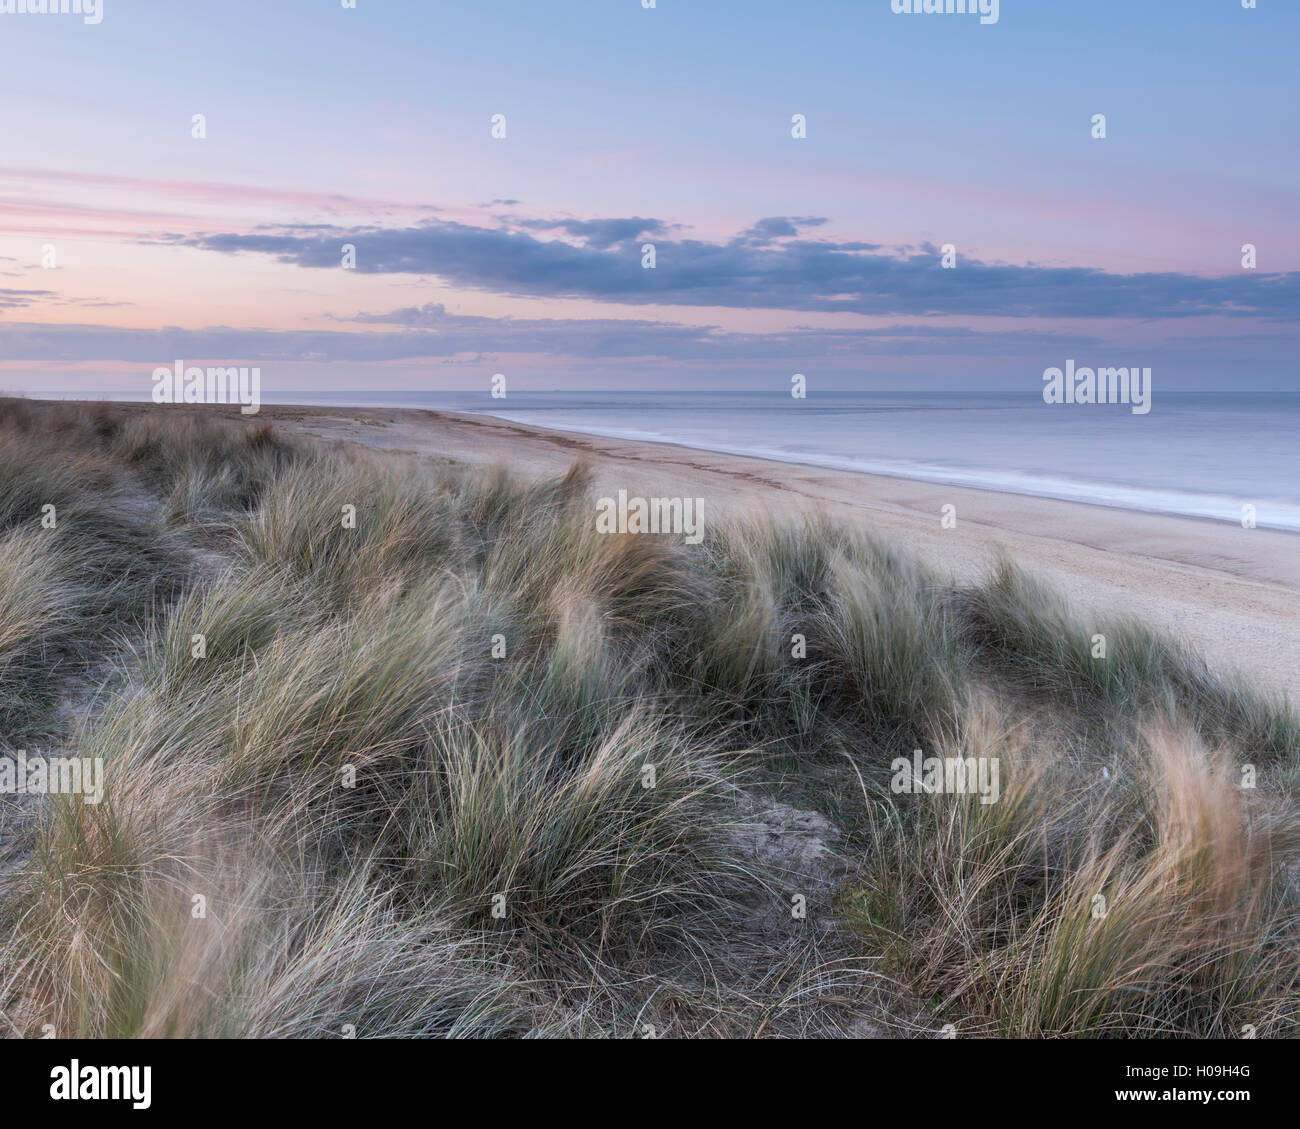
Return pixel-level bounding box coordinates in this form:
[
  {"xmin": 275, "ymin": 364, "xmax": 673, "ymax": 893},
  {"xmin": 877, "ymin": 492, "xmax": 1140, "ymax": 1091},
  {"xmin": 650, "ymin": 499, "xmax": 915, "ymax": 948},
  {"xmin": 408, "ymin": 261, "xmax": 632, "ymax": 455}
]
[{"xmin": 0, "ymin": 0, "xmax": 1297, "ymax": 399}]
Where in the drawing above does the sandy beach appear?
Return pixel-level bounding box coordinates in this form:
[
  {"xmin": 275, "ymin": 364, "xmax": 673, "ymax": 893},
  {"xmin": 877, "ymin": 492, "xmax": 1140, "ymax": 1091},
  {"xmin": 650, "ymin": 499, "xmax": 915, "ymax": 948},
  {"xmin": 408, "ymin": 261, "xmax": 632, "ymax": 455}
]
[{"xmin": 259, "ymin": 403, "xmax": 1300, "ymax": 702}]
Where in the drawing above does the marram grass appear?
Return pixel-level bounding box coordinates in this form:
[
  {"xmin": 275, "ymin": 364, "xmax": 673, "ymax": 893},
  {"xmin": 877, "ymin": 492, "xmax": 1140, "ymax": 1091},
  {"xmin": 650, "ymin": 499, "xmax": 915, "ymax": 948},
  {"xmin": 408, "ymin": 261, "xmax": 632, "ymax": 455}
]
[{"xmin": 0, "ymin": 400, "xmax": 1295, "ymax": 1038}]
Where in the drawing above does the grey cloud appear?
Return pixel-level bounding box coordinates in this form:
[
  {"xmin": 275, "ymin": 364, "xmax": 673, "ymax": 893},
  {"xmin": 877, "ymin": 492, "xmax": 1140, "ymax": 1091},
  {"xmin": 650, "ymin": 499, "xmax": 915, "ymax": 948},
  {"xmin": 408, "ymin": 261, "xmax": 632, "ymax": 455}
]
[
  {"xmin": 0, "ymin": 288, "xmax": 55, "ymax": 311},
  {"xmin": 164, "ymin": 217, "xmax": 1300, "ymax": 321},
  {"xmin": 0, "ymin": 311, "xmax": 1102, "ymax": 365}
]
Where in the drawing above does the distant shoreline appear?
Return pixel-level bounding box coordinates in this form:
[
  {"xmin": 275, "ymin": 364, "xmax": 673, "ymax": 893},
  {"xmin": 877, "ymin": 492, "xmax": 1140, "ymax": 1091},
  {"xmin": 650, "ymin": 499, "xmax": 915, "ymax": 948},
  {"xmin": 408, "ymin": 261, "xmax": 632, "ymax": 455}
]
[
  {"xmin": 468, "ymin": 408, "xmax": 1299, "ymax": 532},
  {"xmin": 29, "ymin": 391, "xmax": 1300, "ymax": 532},
  {"xmin": 14, "ymin": 397, "xmax": 1300, "ymax": 698},
  {"xmin": 241, "ymin": 400, "xmax": 1300, "ymax": 701}
]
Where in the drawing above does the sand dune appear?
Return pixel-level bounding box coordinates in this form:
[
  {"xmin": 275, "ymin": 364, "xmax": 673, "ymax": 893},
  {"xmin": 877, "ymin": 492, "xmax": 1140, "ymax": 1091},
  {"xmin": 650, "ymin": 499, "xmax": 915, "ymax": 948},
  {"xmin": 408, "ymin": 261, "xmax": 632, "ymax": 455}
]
[{"xmin": 264, "ymin": 404, "xmax": 1300, "ymax": 702}]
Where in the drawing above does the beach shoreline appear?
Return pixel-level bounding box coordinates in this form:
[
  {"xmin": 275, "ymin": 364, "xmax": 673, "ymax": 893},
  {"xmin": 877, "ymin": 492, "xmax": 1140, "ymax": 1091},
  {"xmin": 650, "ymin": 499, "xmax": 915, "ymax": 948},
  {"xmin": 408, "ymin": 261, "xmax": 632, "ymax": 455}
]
[{"xmin": 241, "ymin": 402, "xmax": 1299, "ymax": 702}]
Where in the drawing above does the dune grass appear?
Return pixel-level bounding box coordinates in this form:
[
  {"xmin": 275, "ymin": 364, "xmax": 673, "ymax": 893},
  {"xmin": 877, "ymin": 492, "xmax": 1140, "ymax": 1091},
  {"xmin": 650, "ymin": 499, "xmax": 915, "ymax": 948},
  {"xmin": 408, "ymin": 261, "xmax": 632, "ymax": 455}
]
[
  {"xmin": 0, "ymin": 399, "xmax": 1295, "ymax": 1038},
  {"xmin": 847, "ymin": 708, "xmax": 1300, "ymax": 1036},
  {"xmin": 959, "ymin": 559, "xmax": 1300, "ymax": 762}
]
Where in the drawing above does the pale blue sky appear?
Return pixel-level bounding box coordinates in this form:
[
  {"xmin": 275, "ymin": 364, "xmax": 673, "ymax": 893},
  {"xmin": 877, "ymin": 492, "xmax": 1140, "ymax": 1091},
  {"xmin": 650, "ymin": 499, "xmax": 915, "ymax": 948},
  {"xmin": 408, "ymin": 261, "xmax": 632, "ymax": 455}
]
[{"xmin": 0, "ymin": 0, "xmax": 1296, "ymax": 394}]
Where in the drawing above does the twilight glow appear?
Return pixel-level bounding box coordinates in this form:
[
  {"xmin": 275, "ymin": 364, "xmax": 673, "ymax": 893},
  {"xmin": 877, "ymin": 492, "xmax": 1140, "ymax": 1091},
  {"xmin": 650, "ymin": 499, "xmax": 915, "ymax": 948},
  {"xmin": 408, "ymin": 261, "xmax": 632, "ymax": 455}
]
[{"xmin": 1, "ymin": 0, "xmax": 1297, "ymax": 396}]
